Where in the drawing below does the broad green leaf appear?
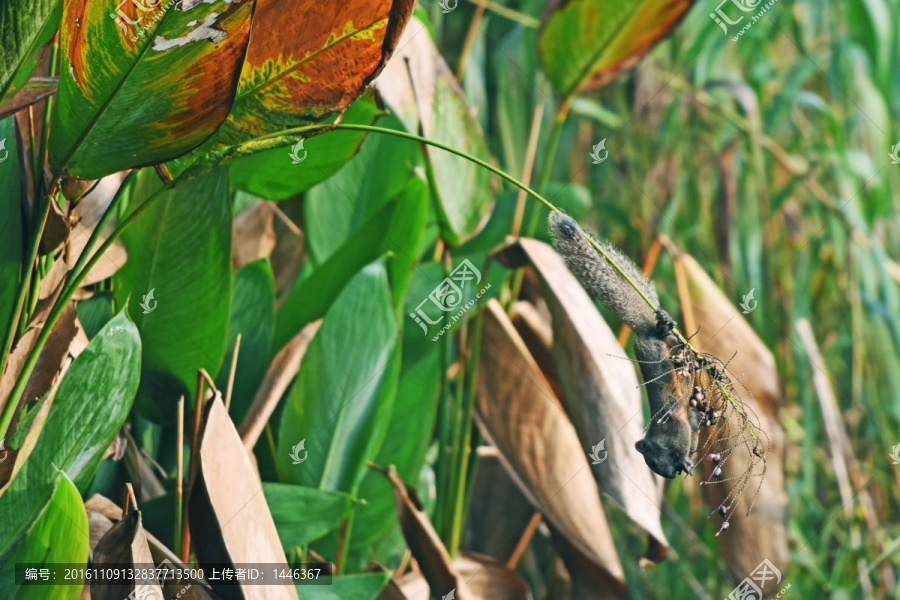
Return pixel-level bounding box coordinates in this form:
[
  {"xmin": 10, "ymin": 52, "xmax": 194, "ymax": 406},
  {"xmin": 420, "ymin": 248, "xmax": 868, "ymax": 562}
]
[
  {"xmin": 350, "ymin": 345, "xmax": 440, "ymax": 555},
  {"xmin": 229, "ymin": 94, "xmax": 382, "ymax": 200},
  {"xmin": 272, "ymin": 177, "xmax": 427, "ymax": 352},
  {"xmin": 0, "ymin": 310, "xmax": 140, "ymax": 560},
  {"xmin": 424, "ymin": 74, "xmax": 495, "ymax": 247},
  {"xmin": 375, "ymin": 18, "xmax": 494, "ymax": 245},
  {"xmin": 263, "ymin": 483, "xmax": 352, "ymax": 550},
  {"xmin": 75, "ymin": 292, "xmax": 114, "ymax": 340},
  {"xmin": 49, "ymin": 0, "xmax": 253, "ymax": 178},
  {"xmin": 215, "ymin": 258, "xmax": 274, "ymax": 424},
  {"xmin": 277, "ymin": 261, "xmax": 399, "ymax": 495},
  {"xmin": 539, "ymin": 0, "xmax": 695, "ymax": 100},
  {"xmin": 298, "ymin": 572, "xmax": 390, "ymax": 600},
  {"xmin": 0, "ymin": 0, "xmax": 60, "ymax": 100},
  {"xmin": 0, "ymin": 116, "xmax": 23, "ymax": 346},
  {"xmin": 304, "ymin": 114, "xmax": 420, "ymax": 263},
  {"xmin": 0, "ymin": 473, "xmax": 87, "ymax": 600},
  {"xmin": 167, "ymin": 0, "xmax": 417, "ymax": 175},
  {"xmin": 115, "ymin": 168, "xmax": 232, "ymax": 422}
]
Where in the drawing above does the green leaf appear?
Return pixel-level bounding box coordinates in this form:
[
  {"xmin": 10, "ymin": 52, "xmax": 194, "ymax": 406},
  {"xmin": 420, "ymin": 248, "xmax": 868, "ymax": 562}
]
[
  {"xmin": 263, "ymin": 483, "xmax": 352, "ymax": 550},
  {"xmin": 376, "ymin": 18, "xmax": 494, "ymax": 245},
  {"xmin": 277, "ymin": 261, "xmax": 399, "ymax": 495},
  {"xmin": 166, "ymin": 0, "xmax": 417, "ymax": 175},
  {"xmin": 115, "ymin": 168, "xmax": 232, "ymax": 422},
  {"xmin": 304, "ymin": 114, "xmax": 420, "ymax": 263},
  {"xmin": 75, "ymin": 291, "xmax": 114, "ymax": 340},
  {"xmin": 0, "ymin": 116, "xmax": 24, "ymax": 346},
  {"xmin": 0, "ymin": 310, "xmax": 140, "ymax": 560},
  {"xmin": 0, "ymin": 473, "xmax": 87, "ymax": 600},
  {"xmin": 0, "ymin": 0, "xmax": 60, "ymax": 100},
  {"xmin": 49, "ymin": 0, "xmax": 253, "ymax": 178},
  {"xmin": 272, "ymin": 177, "xmax": 427, "ymax": 353},
  {"xmin": 229, "ymin": 95, "xmax": 383, "ymax": 200},
  {"xmin": 215, "ymin": 258, "xmax": 274, "ymax": 424},
  {"xmin": 539, "ymin": 0, "xmax": 695, "ymax": 100},
  {"xmin": 297, "ymin": 572, "xmax": 390, "ymax": 600},
  {"xmin": 350, "ymin": 345, "xmax": 440, "ymax": 555},
  {"xmin": 427, "ymin": 76, "xmax": 494, "ymax": 246}
]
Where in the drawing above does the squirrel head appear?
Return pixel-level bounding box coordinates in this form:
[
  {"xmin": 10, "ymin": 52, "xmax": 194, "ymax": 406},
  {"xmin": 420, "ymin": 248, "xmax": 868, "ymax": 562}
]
[{"xmin": 634, "ymin": 413, "xmax": 695, "ymax": 479}]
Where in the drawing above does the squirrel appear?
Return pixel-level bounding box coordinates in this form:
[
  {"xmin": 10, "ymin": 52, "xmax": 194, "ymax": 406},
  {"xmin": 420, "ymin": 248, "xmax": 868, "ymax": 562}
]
[{"xmin": 548, "ymin": 212, "xmax": 699, "ymax": 479}]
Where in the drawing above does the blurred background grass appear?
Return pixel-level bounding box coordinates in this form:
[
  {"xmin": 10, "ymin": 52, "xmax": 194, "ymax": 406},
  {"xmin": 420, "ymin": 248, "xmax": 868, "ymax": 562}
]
[{"xmin": 427, "ymin": 0, "xmax": 900, "ymax": 596}]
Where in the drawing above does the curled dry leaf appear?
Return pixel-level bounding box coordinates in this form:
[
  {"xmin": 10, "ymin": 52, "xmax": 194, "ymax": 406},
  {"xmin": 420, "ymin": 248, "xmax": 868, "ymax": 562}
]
[
  {"xmin": 0, "ymin": 304, "xmax": 81, "ymax": 491},
  {"xmin": 91, "ymin": 509, "xmax": 163, "ymax": 600},
  {"xmin": 67, "ymin": 221, "xmax": 129, "ymax": 287},
  {"xmin": 476, "ymin": 299, "xmax": 625, "ymax": 588},
  {"xmin": 0, "ymin": 76, "xmax": 57, "ymax": 120},
  {"xmin": 464, "ymin": 452, "xmax": 536, "ymax": 561},
  {"xmin": 672, "ymin": 251, "xmax": 788, "ymax": 591},
  {"xmin": 390, "ymin": 553, "xmax": 532, "ymax": 600},
  {"xmin": 513, "ymin": 238, "xmax": 669, "ymax": 556},
  {"xmin": 189, "ymin": 396, "xmax": 298, "ymax": 600},
  {"xmin": 122, "ymin": 428, "xmax": 166, "ymax": 503},
  {"xmin": 376, "ymin": 464, "xmax": 474, "ymax": 600},
  {"xmin": 238, "ymin": 319, "xmax": 321, "ymax": 452},
  {"xmin": 232, "ymin": 200, "xmax": 276, "ymax": 270},
  {"xmin": 85, "ymin": 495, "xmax": 220, "ymax": 600}
]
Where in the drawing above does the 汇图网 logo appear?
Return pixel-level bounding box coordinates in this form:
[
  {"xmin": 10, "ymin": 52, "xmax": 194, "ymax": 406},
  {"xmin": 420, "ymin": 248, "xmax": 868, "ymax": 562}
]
[
  {"xmin": 409, "ymin": 259, "xmax": 491, "ymax": 341},
  {"xmin": 726, "ymin": 558, "xmax": 790, "ymax": 600}
]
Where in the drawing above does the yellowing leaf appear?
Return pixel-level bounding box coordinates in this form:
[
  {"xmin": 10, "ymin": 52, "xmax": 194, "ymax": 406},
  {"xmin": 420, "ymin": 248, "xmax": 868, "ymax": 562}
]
[
  {"xmin": 50, "ymin": 0, "xmax": 253, "ymax": 178},
  {"xmin": 539, "ymin": 0, "xmax": 696, "ymax": 100}
]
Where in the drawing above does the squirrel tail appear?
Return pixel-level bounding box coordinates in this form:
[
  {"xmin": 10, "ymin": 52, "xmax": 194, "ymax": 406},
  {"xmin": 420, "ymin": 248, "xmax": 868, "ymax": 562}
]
[{"xmin": 548, "ymin": 212, "xmax": 659, "ymax": 336}]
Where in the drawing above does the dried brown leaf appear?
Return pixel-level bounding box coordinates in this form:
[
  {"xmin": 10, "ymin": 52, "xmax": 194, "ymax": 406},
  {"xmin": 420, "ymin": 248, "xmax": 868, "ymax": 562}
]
[
  {"xmin": 392, "ymin": 553, "xmax": 532, "ymax": 600},
  {"xmin": 85, "ymin": 495, "xmax": 221, "ymax": 600},
  {"xmin": 233, "ymin": 200, "xmax": 276, "ymax": 270},
  {"xmin": 515, "ymin": 238, "xmax": 669, "ymax": 554},
  {"xmin": 66, "ymin": 222, "xmax": 128, "ymax": 286},
  {"xmin": 0, "ymin": 76, "xmax": 57, "ymax": 120},
  {"xmin": 189, "ymin": 396, "xmax": 298, "ymax": 600},
  {"xmin": 0, "ymin": 304, "xmax": 81, "ymax": 491},
  {"xmin": 238, "ymin": 320, "xmax": 320, "ymax": 451},
  {"xmin": 91, "ymin": 510, "xmax": 163, "ymax": 600},
  {"xmin": 378, "ymin": 464, "xmax": 474, "ymax": 600},
  {"xmin": 477, "ymin": 299, "xmax": 625, "ymax": 586}
]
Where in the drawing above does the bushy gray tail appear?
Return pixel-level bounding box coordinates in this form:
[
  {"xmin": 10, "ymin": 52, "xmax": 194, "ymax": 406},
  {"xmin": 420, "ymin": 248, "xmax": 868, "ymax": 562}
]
[{"xmin": 548, "ymin": 212, "xmax": 659, "ymax": 337}]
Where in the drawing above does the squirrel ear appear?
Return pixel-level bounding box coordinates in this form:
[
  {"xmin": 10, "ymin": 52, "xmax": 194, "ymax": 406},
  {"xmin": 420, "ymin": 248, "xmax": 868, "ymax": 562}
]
[{"xmin": 635, "ymin": 438, "xmax": 648, "ymax": 454}]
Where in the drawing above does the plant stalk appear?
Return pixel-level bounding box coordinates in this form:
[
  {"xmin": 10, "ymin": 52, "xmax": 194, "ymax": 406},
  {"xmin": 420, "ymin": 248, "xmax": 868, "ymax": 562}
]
[{"xmin": 0, "ymin": 178, "xmax": 173, "ymax": 441}]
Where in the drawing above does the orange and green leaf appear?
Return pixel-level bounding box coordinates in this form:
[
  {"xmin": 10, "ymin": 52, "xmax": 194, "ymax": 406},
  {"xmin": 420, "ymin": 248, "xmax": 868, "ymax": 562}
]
[
  {"xmin": 49, "ymin": 0, "xmax": 253, "ymax": 179},
  {"xmin": 167, "ymin": 0, "xmax": 416, "ymax": 175},
  {"xmin": 539, "ymin": 0, "xmax": 696, "ymax": 101}
]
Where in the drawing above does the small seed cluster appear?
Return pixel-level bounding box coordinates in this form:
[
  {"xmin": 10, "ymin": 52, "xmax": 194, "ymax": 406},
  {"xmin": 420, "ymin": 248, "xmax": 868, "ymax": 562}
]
[{"xmin": 662, "ymin": 333, "xmax": 770, "ymax": 534}]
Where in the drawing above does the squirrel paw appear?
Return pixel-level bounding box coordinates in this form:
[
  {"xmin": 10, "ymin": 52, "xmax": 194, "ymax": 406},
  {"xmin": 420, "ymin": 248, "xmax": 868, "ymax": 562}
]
[{"xmin": 654, "ymin": 309, "xmax": 677, "ymax": 339}]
